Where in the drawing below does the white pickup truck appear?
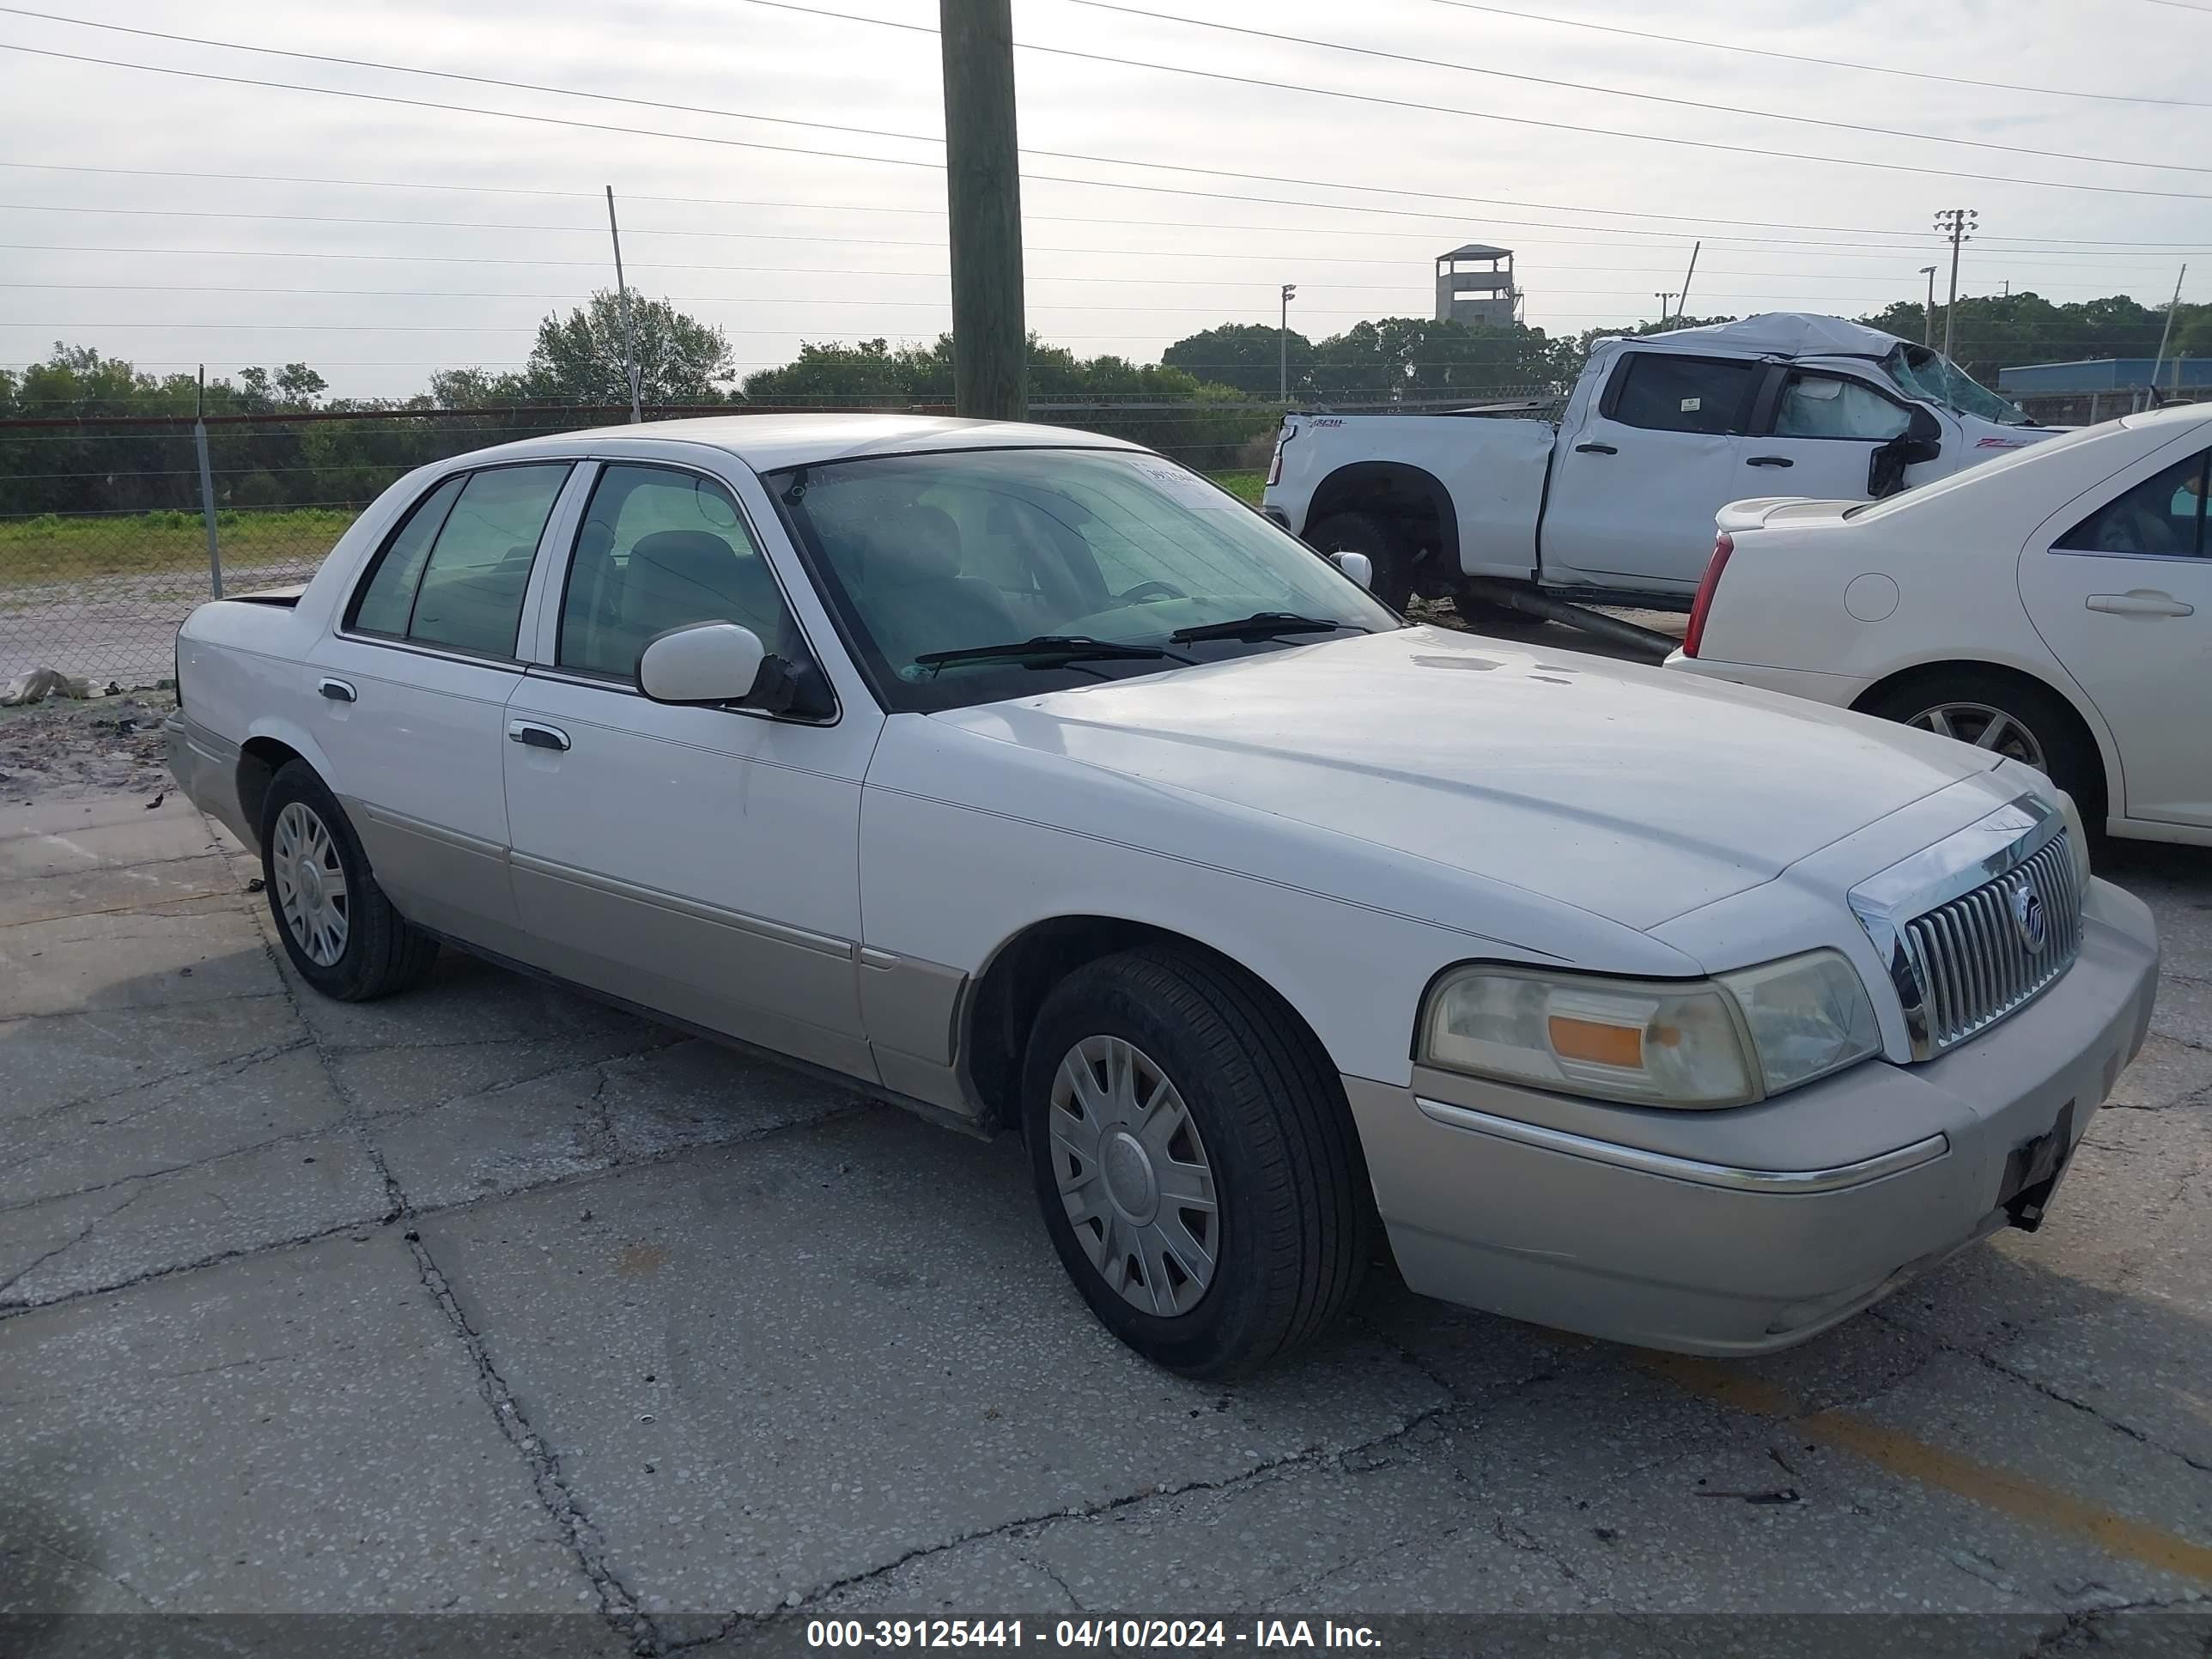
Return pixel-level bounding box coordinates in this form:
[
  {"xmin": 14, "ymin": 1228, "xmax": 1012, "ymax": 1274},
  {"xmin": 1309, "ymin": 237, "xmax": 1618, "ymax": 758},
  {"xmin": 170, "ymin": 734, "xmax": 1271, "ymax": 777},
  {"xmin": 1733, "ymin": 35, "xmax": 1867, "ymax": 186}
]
[{"xmin": 1263, "ymin": 313, "xmax": 2056, "ymax": 625}]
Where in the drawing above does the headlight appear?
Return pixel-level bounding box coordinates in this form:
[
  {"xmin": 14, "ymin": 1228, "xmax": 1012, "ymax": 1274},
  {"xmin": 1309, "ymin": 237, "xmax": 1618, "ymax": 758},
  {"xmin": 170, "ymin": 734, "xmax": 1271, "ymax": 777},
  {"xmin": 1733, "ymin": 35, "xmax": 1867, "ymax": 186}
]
[
  {"xmin": 1419, "ymin": 951, "xmax": 1881, "ymax": 1109},
  {"xmin": 2056, "ymin": 789, "xmax": 2093, "ymax": 892}
]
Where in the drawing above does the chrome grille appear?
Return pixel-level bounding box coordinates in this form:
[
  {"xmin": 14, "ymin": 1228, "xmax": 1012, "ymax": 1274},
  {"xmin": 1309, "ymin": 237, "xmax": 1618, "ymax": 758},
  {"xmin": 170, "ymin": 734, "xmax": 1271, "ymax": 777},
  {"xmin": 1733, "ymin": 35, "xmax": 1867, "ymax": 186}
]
[{"xmin": 1898, "ymin": 832, "xmax": 2081, "ymax": 1054}]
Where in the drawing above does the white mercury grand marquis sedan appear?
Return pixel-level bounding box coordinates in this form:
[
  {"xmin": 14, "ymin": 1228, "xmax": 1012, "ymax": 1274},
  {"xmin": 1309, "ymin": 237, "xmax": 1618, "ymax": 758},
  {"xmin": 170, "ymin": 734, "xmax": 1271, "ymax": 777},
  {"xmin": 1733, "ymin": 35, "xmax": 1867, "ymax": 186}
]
[{"xmin": 168, "ymin": 415, "xmax": 2160, "ymax": 1375}]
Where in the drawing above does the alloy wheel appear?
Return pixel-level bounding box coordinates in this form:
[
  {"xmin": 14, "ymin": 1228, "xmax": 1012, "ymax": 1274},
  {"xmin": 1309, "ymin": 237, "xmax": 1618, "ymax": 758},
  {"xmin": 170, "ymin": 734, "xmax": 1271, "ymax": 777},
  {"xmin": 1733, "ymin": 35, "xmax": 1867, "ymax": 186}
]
[{"xmin": 1906, "ymin": 701, "xmax": 2048, "ymax": 771}]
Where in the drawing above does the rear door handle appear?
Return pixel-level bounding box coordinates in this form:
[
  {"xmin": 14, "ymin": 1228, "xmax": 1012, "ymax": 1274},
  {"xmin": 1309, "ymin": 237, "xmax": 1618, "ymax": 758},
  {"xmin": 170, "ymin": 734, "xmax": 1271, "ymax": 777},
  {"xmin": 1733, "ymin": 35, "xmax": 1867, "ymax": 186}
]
[
  {"xmin": 1573, "ymin": 442, "xmax": 1618, "ymax": 455},
  {"xmin": 507, "ymin": 720, "xmax": 572, "ymax": 752},
  {"xmin": 1746, "ymin": 455, "xmax": 1794, "ymax": 467},
  {"xmin": 2087, "ymin": 592, "xmax": 2194, "ymax": 617},
  {"xmin": 316, "ymin": 678, "xmax": 356, "ymax": 703}
]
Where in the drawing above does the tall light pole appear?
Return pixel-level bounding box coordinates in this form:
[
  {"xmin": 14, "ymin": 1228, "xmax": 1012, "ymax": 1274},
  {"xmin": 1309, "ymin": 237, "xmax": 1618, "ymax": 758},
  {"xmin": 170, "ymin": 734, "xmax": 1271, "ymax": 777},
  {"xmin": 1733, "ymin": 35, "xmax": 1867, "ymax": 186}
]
[
  {"xmin": 1919, "ymin": 265, "xmax": 1938, "ymax": 346},
  {"xmin": 1654, "ymin": 291, "xmax": 1679, "ymax": 322},
  {"xmin": 1279, "ymin": 283, "xmax": 1297, "ymax": 403},
  {"xmin": 1934, "ymin": 210, "xmax": 1976, "ymax": 362}
]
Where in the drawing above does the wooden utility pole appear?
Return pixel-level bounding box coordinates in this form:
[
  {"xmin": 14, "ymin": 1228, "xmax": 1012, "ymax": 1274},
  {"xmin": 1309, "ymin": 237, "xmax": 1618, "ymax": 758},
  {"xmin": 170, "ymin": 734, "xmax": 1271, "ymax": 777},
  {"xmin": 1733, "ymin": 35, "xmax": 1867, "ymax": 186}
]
[
  {"xmin": 940, "ymin": 0, "xmax": 1026, "ymax": 420},
  {"xmin": 1934, "ymin": 208, "xmax": 1976, "ymax": 363}
]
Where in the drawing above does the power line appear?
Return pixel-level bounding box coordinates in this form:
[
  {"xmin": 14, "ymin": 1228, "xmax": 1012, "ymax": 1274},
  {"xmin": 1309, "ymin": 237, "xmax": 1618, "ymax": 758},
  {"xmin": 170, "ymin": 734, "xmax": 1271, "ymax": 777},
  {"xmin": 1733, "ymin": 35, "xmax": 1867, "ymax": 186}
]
[
  {"xmin": 737, "ymin": 0, "xmax": 2212, "ymax": 200},
  {"xmin": 13, "ymin": 157, "xmax": 2209, "ymax": 255},
  {"xmin": 1056, "ymin": 0, "xmax": 2212, "ymax": 174},
  {"xmin": 0, "ymin": 201, "xmax": 1954, "ymax": 265},
  {"xmin": 1420, "ymin": 0, "xmax": 2212, "ymax": 111},
  {"xmin": 11, "ymin": 18, "xmax": 2212, "ymax": 238}
]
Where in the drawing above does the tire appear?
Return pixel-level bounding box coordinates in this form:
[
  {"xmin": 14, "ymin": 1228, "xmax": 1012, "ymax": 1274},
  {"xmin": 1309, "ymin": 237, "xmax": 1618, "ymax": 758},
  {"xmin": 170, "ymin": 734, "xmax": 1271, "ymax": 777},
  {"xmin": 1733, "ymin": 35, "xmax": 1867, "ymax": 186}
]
[
  {"xmin": 1451, "ymin": 587, "xmax": 1524, "ymax": 629},
  {"xmin": 1020, "ymin": 945, "xmax": 1371, "ymax": 1376},
  {"xmin": 1305, "ymin": 511, "xmax": 1413, "ymax": 611},
  {"xmin": 1863, "ymin": 671, "xmax": 2102, "ymax": 818},
  {"xmin": 260, "ymin": 759, "xmax": 439, "ymax": 1001}
]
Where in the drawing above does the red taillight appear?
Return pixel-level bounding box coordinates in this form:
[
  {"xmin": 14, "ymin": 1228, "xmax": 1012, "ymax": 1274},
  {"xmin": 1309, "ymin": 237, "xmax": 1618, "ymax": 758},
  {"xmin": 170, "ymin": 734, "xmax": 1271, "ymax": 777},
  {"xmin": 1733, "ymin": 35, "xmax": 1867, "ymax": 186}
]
[{"xmin": 1682, "ymin": 531, "xmax": 1734, "ymax": 659}]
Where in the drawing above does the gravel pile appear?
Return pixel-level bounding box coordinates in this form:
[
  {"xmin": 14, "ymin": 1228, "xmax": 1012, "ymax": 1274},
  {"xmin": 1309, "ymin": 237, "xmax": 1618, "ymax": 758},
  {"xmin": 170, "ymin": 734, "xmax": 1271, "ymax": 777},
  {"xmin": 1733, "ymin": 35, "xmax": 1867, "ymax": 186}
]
[{"xmin": 0, "ymin": 690, "xmax": 176, "ymax": 805}]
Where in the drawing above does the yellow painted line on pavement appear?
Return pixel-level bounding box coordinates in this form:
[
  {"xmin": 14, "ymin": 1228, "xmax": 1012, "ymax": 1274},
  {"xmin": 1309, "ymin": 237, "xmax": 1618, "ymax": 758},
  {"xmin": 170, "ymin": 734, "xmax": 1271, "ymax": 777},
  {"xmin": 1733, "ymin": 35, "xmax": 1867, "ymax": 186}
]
[{"xmin": 1638, "ymin": 1351, "xmax": 2212, "ymax": 1584}]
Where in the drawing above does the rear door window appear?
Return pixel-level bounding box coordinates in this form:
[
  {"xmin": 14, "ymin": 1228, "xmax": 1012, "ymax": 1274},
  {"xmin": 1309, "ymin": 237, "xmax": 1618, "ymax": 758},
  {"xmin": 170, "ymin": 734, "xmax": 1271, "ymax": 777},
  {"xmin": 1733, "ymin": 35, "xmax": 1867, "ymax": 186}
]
[
  {"xmin": 2053, "ymin": 448, "xmax": 2209, "ymax": 558},
  {"xmin": 349, "ymin": 464, "xmax": 570, "ymax": 657},
  {"xmin": 1603, "ymin": 353, "xmax": 1759, "ymax": 436}
]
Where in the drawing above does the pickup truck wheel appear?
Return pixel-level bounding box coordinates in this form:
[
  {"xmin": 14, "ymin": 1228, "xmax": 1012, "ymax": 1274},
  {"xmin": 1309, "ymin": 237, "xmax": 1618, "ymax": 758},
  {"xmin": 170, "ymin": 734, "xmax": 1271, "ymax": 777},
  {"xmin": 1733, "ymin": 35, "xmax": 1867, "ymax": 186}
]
[
  {"xmin": 1021, "ymin": 946, "xmax": 1370, "ymax": 1376},
  {"xmin": 1304, "ymin": 512, "xmax": 1413, "ymax": 611},
  {"xmin": 1451, "ymin": 588, "xmax": 1523, "ymax": 629},
  {"xmin": 1863, "ymin": 672, "xmax": 2100, "ymax": 815},
  {"xmin": 260, "ymin": 761, "xmax": 438, "ymax": 1001}
]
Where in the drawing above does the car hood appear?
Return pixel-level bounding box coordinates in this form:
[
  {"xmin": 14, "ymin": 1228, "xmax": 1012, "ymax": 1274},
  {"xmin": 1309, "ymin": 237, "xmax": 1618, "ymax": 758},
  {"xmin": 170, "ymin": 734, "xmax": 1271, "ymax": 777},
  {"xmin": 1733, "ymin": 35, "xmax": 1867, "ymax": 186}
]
[{"xmin": 928, "ymin": 625, "xmax": 2002, "ymax": 931}]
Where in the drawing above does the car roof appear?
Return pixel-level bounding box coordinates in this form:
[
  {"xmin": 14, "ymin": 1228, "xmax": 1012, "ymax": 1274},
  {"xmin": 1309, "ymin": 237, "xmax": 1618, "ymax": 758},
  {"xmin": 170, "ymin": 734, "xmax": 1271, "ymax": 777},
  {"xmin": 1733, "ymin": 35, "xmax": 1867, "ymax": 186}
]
[{"xmin": 475, "ymin": 412, "xmax": 1147, "ymax": 471}]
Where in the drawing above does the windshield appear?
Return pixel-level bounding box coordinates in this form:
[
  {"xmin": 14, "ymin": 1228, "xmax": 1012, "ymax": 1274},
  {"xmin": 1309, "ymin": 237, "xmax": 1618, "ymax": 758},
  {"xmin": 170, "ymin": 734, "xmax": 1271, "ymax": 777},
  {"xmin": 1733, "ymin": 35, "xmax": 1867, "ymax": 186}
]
[
  {"xmin": 1880, "ymin": 344, "xmax": 2033, "ymax": 426},
  {"xmin": 766, "ymin": 447, "xmax": 1399, "ymax": 712}
]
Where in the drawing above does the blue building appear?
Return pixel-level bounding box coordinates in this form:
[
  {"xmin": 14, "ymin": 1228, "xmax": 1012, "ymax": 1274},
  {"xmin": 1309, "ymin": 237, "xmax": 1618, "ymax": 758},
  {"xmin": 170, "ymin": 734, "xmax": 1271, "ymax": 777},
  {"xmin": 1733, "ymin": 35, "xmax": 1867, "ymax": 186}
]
[{"xmin": 1997, "ymin": 357, "xmax": 2212, "ymax": 395}]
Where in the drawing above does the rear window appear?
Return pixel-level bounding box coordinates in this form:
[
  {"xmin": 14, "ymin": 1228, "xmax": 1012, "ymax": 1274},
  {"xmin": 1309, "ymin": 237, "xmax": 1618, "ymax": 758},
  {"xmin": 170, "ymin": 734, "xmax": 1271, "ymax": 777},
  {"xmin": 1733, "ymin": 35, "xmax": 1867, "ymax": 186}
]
[{"xmin": 1605, "ymin": 353, "xmax": 1759, "ymax": 436}]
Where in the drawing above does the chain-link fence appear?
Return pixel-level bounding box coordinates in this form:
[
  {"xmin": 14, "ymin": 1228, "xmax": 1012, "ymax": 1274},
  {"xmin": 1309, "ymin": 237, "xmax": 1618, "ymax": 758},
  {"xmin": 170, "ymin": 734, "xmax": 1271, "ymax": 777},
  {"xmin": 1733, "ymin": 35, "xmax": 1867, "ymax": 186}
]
[{"xmin": 0, "ymin": 393, "xmax": 1338, "ymax": 689}]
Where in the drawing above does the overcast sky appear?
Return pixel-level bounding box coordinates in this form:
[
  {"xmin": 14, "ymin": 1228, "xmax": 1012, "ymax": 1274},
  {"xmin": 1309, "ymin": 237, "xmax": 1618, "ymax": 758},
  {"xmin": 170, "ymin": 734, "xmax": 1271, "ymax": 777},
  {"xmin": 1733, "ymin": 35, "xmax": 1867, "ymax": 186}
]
[{"xmin": 3, "ymin": 0, "xmax": 2207, "ymax": 398}]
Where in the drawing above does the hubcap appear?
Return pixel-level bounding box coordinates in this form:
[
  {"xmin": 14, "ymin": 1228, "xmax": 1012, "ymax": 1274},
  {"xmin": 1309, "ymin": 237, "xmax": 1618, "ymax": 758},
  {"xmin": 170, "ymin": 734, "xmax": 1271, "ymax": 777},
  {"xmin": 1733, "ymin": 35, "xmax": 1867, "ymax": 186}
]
[
  {"xmin": 1907, "ymin": 702, "xmax": 2048, "ymax": 772},
  {"xmin": 1049, "ymin": 1036, "xmax": 1219, "ymax": 1316},
  {"xmin": 270, "ymin": 800, "xmax": 349, "ymax": 967}
]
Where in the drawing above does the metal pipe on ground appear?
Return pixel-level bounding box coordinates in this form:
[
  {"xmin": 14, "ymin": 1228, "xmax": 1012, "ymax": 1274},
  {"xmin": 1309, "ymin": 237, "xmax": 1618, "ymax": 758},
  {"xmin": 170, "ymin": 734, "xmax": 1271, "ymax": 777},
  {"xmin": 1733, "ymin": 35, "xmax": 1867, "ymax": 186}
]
[{"xmin": 1461, "ymin": 580, "xmax": 1680, "ymax": 659}]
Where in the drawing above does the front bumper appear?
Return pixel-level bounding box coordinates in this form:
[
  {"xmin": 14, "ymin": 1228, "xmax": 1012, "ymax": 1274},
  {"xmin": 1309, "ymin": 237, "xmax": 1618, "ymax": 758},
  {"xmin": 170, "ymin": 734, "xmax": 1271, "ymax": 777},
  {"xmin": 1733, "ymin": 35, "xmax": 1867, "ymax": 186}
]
[{"xmin": 1346, "ymin": 879, "xmax": 2159, "ymax": 1355}]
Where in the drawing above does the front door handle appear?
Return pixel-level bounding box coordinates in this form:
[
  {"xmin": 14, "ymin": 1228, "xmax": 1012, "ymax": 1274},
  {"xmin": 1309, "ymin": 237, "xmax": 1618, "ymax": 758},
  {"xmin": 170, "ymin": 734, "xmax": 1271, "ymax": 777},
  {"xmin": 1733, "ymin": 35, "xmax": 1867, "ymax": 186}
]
[
  {"xmin": 316, "ymin": 678, "xmax": 356, "ymax": 703},
  {"xmin": 1573, "ymin": 442, "xmax": 1618, "ymax": 455},
  {"xmin": 1746, "ymin": 455, "xmax": 1794, "ymax": 467},
  {"xmin": 2087, "ymin": 591, "xmax": 2194, "ymax": 617},
  {"xmin": 507, "ymin": 720, "xmax": 571, "ymax": 752}
]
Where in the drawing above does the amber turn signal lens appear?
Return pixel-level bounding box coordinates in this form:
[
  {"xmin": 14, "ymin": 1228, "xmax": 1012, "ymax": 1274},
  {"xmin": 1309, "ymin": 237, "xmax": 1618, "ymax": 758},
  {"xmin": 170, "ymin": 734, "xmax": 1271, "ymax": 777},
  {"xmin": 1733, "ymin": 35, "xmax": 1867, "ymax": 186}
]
[{"xmin": 1546, "ymin": 1015, "xmax": 1644, "ymax": 1069}]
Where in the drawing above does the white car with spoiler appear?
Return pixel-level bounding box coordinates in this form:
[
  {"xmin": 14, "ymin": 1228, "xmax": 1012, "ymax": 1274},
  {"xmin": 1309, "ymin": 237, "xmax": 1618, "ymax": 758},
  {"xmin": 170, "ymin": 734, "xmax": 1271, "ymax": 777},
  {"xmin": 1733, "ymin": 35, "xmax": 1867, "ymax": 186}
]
[
  {"xmin": 170, "ymin": 414, "xmax": 2155, "ymax": 1374},
  {"xmin": 1669, "ymin": 402, "xmax": 2212, "ymax": 848}
]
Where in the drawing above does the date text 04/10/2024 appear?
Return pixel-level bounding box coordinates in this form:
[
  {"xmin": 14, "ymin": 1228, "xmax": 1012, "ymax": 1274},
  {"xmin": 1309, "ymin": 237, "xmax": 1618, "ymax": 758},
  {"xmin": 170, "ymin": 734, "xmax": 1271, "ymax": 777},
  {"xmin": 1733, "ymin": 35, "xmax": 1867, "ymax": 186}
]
[{"xmin": 804, "ymin": 1620, "xmax": 1382, "ymax": 1649}]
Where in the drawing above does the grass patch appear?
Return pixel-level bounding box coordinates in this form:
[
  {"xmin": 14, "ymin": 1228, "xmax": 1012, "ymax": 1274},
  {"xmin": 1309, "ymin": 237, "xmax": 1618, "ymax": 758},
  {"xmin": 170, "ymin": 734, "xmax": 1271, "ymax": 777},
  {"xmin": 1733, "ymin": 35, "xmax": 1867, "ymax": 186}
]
[
  {"xmin": 0, "ymin": 507, "xmax": 357, "ymax": 589},
  {"xmin": 4, "ymin": 476, "xmax": 1265, "ymax": 592}
]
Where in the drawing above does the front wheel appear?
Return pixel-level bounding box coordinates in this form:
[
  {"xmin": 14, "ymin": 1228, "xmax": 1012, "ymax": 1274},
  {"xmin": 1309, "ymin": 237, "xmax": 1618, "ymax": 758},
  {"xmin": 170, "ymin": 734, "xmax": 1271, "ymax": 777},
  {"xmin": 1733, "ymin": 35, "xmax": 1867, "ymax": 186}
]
[
  {"xmin": 1021, "ymin": 947, "xmax": 1371, "ymax": 1376},
  {"xmin": 260, "ymin": 760, "xmax": 439, "ymax": 1001}
]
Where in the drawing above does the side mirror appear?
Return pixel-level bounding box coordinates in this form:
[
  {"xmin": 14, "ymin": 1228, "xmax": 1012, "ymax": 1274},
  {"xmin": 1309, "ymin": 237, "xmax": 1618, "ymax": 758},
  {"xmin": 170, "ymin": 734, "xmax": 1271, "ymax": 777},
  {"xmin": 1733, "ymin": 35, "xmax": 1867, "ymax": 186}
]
[
  {"xmin": 1328, "ymin": 550, "xmax": 1374, "ymax": 590},
  {"xmin": 1868, "ymin": 424, "xmax": 1946, "ymax": 500},
  {"xmin": 637, "ymin": 622, "xmax": 766, "ymax": 705}
]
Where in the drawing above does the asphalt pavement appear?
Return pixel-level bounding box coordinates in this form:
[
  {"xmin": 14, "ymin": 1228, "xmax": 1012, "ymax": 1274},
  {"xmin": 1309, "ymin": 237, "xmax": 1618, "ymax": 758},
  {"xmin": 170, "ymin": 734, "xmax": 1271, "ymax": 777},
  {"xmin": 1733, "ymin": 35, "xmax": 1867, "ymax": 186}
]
[{"xmin": 3, "ymin": 681, "xmax": 2209, "ymax": 1656}]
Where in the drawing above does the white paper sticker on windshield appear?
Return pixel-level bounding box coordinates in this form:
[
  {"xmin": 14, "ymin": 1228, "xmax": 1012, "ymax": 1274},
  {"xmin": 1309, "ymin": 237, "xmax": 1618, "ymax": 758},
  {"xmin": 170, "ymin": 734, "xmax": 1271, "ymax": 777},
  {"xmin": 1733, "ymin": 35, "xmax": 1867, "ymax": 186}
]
[
  {"xmin": 1129, "ymin": 459, "xmax": 1234, "ymax": 508},
  {"xmin": 1680, "ymin": 397, "xmax": 1702, "ymax": 412}
]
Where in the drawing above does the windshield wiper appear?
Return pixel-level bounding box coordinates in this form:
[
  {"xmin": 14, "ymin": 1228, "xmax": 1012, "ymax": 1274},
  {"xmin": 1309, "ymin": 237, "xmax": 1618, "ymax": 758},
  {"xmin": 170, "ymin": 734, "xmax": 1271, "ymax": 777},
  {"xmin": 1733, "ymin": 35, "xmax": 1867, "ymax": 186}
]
[
  {"xmin": 910, "ymin": 635, "xmax": 1182, "ymax": 675},
  {"xmin": 1170, "ymin": 611, "xmax": 1356, "ymax": 644}
]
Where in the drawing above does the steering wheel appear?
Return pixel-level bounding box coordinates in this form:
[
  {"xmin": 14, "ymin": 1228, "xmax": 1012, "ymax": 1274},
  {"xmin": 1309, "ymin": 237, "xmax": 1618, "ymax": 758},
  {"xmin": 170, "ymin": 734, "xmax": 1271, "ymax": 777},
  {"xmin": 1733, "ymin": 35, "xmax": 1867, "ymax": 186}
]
[{"xmin": 1118, "ymin": 580, "xmax": 1188, "ymax": 604}]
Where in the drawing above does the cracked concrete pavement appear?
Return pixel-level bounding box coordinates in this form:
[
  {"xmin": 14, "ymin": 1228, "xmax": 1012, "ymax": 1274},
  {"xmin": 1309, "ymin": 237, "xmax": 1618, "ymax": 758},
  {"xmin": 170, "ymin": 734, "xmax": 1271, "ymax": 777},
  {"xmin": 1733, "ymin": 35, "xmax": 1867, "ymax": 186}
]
[{"xmin": 2, "ymin": 783, "xmax": 2209, "ymax": 1655}]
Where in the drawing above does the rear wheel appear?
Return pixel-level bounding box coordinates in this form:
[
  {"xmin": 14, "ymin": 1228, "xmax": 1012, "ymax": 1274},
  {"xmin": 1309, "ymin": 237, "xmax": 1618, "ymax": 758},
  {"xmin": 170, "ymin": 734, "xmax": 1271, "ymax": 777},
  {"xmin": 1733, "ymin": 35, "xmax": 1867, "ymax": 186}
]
[
  {"xmin": 260, "ymin": 760, "xmax": 439, "ymax": 1001},
  {"xmin": 1305, "ymin": 511, "xmax": 1413, "ymax": 611},
  {"xmin": 1864, "ymin": 671, "xmax": 2101, "ymax": 818},
  {"xmin": 1021, "ymin": 946, "xmax": 1371, "ymax": 1376}
]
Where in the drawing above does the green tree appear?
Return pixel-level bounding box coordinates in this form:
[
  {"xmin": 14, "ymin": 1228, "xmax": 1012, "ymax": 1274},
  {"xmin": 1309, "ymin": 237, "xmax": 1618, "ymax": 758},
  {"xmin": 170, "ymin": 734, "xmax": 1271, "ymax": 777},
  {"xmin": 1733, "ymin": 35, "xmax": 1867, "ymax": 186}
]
[
  {"xmin": 1162, "ymin": 324, "xmax": 1313, "ymax": 398},
  {"xmin": 521, "ymin": 291, "xmax": 738, "ymax": 405},
  {"xmin": 1306, "ymin": 318, "xmax": 1569, "ymax": 404}
]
